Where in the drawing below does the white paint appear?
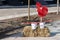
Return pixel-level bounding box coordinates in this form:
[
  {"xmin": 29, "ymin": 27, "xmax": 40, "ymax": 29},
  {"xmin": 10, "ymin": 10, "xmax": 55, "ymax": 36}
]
[
  {"xmin": 39, "ymin": 22, "xmax": 45, "ymax": 29},
  {"xmin": 31, "ymin": 23, "xmax": 37, "ymax": 30}
]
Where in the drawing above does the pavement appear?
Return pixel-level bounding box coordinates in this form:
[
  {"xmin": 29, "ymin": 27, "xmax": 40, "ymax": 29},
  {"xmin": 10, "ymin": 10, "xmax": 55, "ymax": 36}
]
[
  {"xmin": 0, "ymin": 6, "xmax": 60, "ymax": 40},
  {"xmin": 1, "ymin": 36, "xmax": 60, "ymax": 40},
  {"xmin": 1, "ymin": 21, "xmax": 60, "ymax": 40},
  {"xmin": 0, "ymin": 7, "xmax": 60, "ymax": 20}
]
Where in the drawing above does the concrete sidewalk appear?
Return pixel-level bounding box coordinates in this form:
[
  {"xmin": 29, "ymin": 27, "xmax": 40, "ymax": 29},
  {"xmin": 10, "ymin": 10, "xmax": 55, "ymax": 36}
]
[
  {"xmin": 1, "ymin": 21, "xmax": 60, "ymax": 40},
  {"xmin": 1, "ymin": 36, "xmax": 60, "ymax": 40},
  {"xmin": 0, "ymin": 7, "xmax": 60, "ymax": 20},
  {"xmin": 0, "ymin": 7, "xmax": 60, "ymax": 40}
]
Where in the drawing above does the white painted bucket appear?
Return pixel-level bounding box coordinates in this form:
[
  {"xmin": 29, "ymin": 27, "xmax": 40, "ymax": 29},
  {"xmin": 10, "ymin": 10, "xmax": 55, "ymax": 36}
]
[
  {"xmin": 31, "ymin": 22, "xmax": 37, "ymax": 30},
  {"xmin": 39, "ymin": 22, "xmax": 45, "ymax": 29}
]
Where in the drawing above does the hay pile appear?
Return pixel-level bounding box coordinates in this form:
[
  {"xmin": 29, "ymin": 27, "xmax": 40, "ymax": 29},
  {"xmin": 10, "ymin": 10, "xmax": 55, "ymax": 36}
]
[
  {"xmin": 36, "ymin": 27, "xmax": 50, "ymax": 37},
  {"xmin": 23, "ymin": 26, "xmax": 34, "ymax": 37},
  {"xmin": 23, "ymin": 26, "xmax": 50, "ymax": 37}
]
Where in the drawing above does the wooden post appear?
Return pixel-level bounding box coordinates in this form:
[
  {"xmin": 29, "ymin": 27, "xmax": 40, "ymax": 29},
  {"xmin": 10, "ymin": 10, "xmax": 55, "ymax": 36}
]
[
  {"xmin": 28, "ymin": 0, "xmax": 30, "ymax": 20},
  {"xmin": 57, "ymin": 0, "xmax": 59, "ymax": 14},
  {"xmin": 40, "ymin": 17, "xmax": 42, "ymax": 22}
]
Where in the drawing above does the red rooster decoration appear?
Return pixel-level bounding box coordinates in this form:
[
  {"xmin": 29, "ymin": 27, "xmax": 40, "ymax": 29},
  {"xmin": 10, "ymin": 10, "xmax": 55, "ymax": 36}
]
[{"xmin": 36, "ymin": 2, "xmax": 48, "ymax": 17}]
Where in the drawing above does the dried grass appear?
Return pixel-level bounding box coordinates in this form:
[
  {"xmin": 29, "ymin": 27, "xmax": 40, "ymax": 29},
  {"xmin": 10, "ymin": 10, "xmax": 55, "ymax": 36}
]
[{"xmin": 23, "ymin": 26, "xmax": 50, "ymax": 37}]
